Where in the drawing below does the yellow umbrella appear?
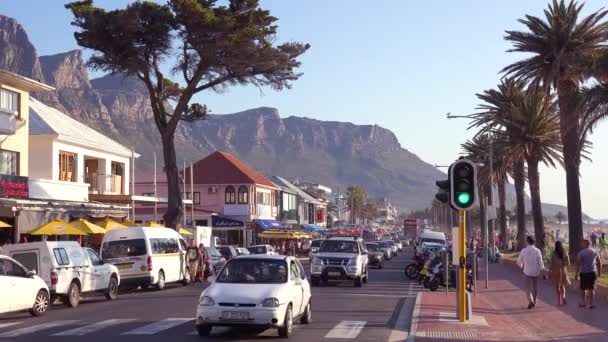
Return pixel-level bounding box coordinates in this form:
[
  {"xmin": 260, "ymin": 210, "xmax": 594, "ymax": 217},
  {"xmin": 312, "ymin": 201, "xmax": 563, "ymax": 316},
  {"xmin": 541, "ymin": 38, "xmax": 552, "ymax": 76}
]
[
  {"xmin": 30, "ymin": 220, "xmax": 87, "ymax": 236},
  {"xmin": 69, "ymin": 219, "xmax": 107, "ymax": 234},
  {"xmin": 178, "ymin": 228, "xmax": 193, "ymax": 235},
  {"xmin": 123, "ymin": 220, "xmax": 137, "ymax": 227},
  {"xmin": 95, "ymin": 218, "xmax": 127, "ymax": 230},
  {"xmin": 0, "ymin": 220, "xmax": 12, "ymax": 228},
  {"xmin": 145, "ymin": 221, "xmax": 165, "ymax": 228}
]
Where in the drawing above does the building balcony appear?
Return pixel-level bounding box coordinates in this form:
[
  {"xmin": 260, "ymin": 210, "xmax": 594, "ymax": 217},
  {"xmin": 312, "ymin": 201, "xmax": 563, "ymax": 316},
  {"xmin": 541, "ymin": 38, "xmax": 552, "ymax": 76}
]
[
  {"xmin": 85, "ymin": 173, "xmax": 124, "ymax": 194},
  {"xmin": 256, "ymin": 205, "xmax": 275, "ymax": 219},
  {"xmin": 29, "ymin": 178, "xmax": 89, "ymax": 202},
  {"xmin": 224, "ymin": 204, "xmax": 249, "ymax": 216},
  {"xmin": 0, "ymin": 110, "xmax": 17, "ymax": 135}
]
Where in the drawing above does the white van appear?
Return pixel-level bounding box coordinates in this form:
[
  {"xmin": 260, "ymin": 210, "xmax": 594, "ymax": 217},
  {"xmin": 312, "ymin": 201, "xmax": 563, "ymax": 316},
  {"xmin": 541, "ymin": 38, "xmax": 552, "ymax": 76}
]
[
  {"xmin": 5, "ymin": 241, "xmax": 120, "ymax": 307},
  {"xmin": 100, "ymin": 227, "xmax": 190, "ymax": 290},
  {"xmin": 417, "ymin": 230, "xmax": 447, "ymax": 246}
]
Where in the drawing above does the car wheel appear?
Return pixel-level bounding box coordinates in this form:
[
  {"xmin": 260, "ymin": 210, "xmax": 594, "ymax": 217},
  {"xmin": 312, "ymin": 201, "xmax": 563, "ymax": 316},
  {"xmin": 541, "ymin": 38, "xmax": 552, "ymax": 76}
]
[
  {"xmin": 363, "ymin": 269, "xmax": 369, "ymax": 283},
  {"xmin": 430, "ymin": 277, "xmax": 441, "ymax": 291},
  {"xmin": 183, "ymin": 267, "xmax": 191, "ymax": 286},
  {"xmin": 66, "ymin": 282, "xmax": 80, "ymax": 308},
  {"xmin": 105, "ymin": 276, "xmax": 119, "ymax": 300},
  {"xmin": 300, "ymin": 300, "xmax": 312, "ymax": 324},
  {"xmin": 354, "ymin": 276, "xmax": 363, "ymax": 287},
  {"xmin": 405, "ymin": 264, "xmax": 419, "ymax": 279},
  {"xmin": 311, "ymin": 277, "xmax": 320, "ymax": 287},
  {"xmin": 156, "ymin": 270, "xmax": 166, "ymax": 290},
  {"xmin": 278, "ymin": 305, "xmax": 293, "ymax": 338},
  {"xmin": 30, "ymin": 290, "xmax": 49, "ymax": 316},
  {"xmin": 196, "ymin": 324, "xmax": 212, "ymax": 336},
  {"xmin": 379, "ymin": 263, "xmax": 384, "ymax": 269}
]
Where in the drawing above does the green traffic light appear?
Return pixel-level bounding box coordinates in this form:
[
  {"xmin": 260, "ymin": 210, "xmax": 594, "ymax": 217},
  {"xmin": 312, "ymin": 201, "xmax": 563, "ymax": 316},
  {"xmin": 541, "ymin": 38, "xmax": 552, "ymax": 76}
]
[{"xmin": 457, "ymin": 193, "xmax": 471, "ymax": 205}]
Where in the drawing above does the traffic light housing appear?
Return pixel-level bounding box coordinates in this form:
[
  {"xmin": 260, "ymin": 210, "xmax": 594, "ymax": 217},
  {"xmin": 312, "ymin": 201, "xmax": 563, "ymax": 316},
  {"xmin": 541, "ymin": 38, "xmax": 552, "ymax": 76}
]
[
  {"xmin": 449, "ymin": 159, "xmax": 477, "ymax": 210},
  {"xmin": 435, "ymin": 178, "xmax": 450, "ymax": 204}
]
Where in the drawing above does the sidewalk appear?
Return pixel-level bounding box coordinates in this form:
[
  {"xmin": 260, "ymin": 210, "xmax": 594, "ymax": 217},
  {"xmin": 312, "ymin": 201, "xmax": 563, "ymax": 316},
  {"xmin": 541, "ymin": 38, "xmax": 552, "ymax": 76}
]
[{"xmin": 412, "ymin": 261, "xmax": 608, "ymax": 341}]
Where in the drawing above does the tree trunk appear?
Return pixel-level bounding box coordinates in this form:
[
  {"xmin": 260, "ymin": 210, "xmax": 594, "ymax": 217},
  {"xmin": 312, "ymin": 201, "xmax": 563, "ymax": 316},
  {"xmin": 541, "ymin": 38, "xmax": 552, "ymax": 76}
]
[
  {"xmin": 557, "ymin": 80, "xmax": 584, "ymax": 258},
  {"xmin": 526, "ymin": 157, "xmax": 545, "ymax": 252},
  {"xmin": 513, "ymin": 159, "xmax": 527, "ymax": 250},
  {"xmin": 161, "ymin": 132, "xmax": 183, "ymax": 229},
  {"xmin": 497, "ymin": 178, "xmax": 507, "ymax": 251},
  {"xmin": 479, "ymin": 185, "xmax": 487, "ymax": 250}
]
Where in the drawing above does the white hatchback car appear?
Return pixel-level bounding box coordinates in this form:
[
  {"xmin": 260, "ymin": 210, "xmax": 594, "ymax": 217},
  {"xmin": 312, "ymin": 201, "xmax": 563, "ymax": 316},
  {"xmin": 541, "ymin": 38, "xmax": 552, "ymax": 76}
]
[
  {"xmin": 196, "ymin": 255, "xmax": 311, "ymax": 338},
  {"xmin": 0, "ymin": 255, "xmax": 50, "ymax": 316}
]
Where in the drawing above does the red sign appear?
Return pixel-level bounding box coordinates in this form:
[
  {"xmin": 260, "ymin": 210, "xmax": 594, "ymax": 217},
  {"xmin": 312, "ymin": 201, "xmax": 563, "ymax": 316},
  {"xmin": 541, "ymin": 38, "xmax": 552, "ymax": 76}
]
[
  {"xmin": 404, "ymin": 218, "xmax": 418, "ymax": 229},
  {"xmin": 316, "ymin": 208, "xmax": 324, "ymax": 223},
  {"xmin": 0, "ymin": 175, "xmax": 28, "ymax": 199}
]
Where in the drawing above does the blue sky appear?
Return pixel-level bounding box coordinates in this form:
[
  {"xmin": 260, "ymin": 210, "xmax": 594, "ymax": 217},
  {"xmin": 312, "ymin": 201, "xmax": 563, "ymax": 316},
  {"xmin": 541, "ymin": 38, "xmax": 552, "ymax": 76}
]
[{"xmin": 2, "ymin": 0, "xmax": 608, "ymax": 219}]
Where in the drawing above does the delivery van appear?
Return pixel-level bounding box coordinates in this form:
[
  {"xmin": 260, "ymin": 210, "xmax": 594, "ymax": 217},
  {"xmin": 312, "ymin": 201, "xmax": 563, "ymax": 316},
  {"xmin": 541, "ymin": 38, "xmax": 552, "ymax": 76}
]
[
  {"xmin": 5, "ymin": 241, "xmax": 120, "ymax": 307},
  {"xmin": 100, "ymin": 227, "xmax": 189, "ymax": 290}
]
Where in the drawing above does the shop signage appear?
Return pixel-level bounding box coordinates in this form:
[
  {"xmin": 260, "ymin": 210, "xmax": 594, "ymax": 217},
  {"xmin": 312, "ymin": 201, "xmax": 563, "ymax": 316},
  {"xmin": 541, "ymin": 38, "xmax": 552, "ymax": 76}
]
[
  {"xmin": 212, "ymin": 215, "xmax": 245, "ymax": 228},
  {"xmin": 0, "ymin": 175, "xmax": 28, "ymax": 199}
]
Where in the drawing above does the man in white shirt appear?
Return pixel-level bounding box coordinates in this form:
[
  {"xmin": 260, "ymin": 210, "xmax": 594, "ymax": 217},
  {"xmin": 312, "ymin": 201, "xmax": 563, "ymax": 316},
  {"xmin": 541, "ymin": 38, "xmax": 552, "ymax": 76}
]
[{"xmin": 517, "ymin": 236, "xmax": 545, "ymax": 309}]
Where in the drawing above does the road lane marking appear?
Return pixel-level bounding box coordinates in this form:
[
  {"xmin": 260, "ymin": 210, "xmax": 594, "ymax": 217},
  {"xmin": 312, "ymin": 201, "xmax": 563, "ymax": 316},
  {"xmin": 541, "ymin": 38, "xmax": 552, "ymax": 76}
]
[
  {"xmin": 406, "ymin": 292, "xmax": 421, "ymax": 342},
  {"xmin": 0, "ymin": 322, "xmax": 22, "ymax": 330},
  {"xmin": 324, "ymin": 320, "xmax": 366, "ymax": 339},
  {"xmin": 388, "ymin": 297, "xmax": 412, "ymax": 342},
  {"xmin": 0, "ymin": 321, "xmax": 80, "ymax": 338},
  {"xmin": 121, "ymin": 318, "xmax": 192, "ymax": 335},
  {"xmin": 52, "ymin": 319, "xmax": 137, "ymax": 336}
]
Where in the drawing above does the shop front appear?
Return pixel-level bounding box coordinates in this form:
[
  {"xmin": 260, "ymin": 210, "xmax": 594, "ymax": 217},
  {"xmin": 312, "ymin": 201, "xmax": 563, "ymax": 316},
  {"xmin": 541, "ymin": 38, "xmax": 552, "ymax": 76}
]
[{"xmin": 211, "ymin": 215, "xmax": 247, "ymax": 246}]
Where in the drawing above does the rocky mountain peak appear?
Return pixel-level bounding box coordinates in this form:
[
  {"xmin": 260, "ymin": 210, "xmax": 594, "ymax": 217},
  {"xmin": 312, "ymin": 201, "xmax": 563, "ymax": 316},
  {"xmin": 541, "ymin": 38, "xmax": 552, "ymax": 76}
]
[
  {"xmin": 0, "ymin": 15, "xmax": 44, "ymax": 81},
  {"xmin": 39, "ymin": 49, "xmax": 90, "ymax": 89}
]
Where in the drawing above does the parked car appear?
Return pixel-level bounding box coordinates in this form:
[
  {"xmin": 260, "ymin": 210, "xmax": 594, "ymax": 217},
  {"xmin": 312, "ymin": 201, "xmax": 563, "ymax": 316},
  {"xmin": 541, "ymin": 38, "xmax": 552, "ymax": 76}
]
[
  {"xmin": 101, "ymin": 227, "xmax": 189, "ymax": 291},
  {"xmin": 0, "ymin": 255, "xmax": 50, "ymax": 316},
  {"xmin": 195, "ymin": 255, "xmax": 311, "ymax": 338},
  {"xmin": 218, "ymin": 246, "xmax": 239, "ymax": 260},
  {"xmin": 235, "ymin": 247, "xmax": 251, "ymax": 256},
  {"xmin": 6, "ymin": 241, "xmax": 120, "ymax": 307},
  {"xmin": 248, "ymin": 244, "xmax": 278, "ymax": 255},
  {"xmin": 205, "ymin": 247, "xmax": 227, "ymax": 275},
  {"xmin": 365, "ymin": 243, "xmax": 384, "ymax": 269}
]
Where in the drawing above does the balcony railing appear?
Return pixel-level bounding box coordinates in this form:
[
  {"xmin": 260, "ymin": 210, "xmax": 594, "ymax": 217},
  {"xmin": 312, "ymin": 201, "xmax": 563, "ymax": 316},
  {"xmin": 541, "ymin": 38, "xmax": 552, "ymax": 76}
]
[
  {"xmin": 0, "ymin": 110, "xmax": 17, "ymax": 135},
  {"xmin": 85, "ymin": 173, "xmax": 123, "ymax": 194}
]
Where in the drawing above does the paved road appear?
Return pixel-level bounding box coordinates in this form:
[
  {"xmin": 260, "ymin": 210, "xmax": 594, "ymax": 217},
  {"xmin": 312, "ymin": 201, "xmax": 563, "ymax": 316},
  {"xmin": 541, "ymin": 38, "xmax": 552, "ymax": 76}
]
[{"xmin": 0, "ymin": 248, "xmax": 421, "ymax": 342}]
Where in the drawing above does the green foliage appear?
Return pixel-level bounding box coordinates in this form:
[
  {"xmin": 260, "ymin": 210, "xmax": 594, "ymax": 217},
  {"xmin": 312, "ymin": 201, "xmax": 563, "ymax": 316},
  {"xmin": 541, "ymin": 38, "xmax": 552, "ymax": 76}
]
[{"xmin": 346, "ymin": 185, "xmax": 367, "ymax": 222}]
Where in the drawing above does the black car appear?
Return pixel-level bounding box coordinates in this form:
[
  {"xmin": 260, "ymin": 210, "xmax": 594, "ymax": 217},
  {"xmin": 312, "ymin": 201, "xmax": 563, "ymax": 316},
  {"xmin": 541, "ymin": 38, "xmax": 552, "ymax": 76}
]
[
  {"xmin": 218, "ymin": 246, "xmax": 239, "ymax": 261},
  {"xmin": 204, "ymin": 247, "xmax": 227, "ymax": 275},
  {"xmin": 365, "ymin": 243, "xmax": 384, "ymax": 269}
]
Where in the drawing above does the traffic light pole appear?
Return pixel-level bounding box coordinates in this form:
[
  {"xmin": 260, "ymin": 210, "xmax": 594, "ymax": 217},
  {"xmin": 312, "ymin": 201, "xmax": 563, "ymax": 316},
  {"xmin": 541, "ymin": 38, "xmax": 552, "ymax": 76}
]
[{"xmin": 458, "ymin": 209, "xmax": 467, "ymax": 322}]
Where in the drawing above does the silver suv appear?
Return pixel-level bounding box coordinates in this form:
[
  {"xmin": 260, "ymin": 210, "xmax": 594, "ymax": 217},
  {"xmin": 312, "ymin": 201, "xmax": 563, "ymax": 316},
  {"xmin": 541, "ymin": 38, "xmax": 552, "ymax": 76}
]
[{"xmin": 310, "ymin": 237, "xmax": 369, "ymax": 287}]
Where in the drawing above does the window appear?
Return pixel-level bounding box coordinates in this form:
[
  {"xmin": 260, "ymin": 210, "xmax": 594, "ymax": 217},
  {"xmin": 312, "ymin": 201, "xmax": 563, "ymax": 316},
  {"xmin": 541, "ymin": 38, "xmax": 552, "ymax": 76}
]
[
  {"xmin": 53, "ymin": 248, "xmax": 70, "ymax": 265},
  {"xmin": 290, "ymin": 261, "xmax": 299, "ymax": 281},
  {"xmin": 0, "ymin": 88, "xmax": 18, "ymax": 116},
  {"xmin": 208, "ymin": 185, "xmax": 218, "ymax": 193},
  {"xmin": 296, "ymin": 260, "xmax": 306, "ymax": 280},
  {"xmin": 101, "ymin": 239, "xmax": 147, "ymax": 259},
  {"xmin": 150, "ymin": 238, "xmax": 179, "ymax": 254},
  {"xmin": 141, "ymin": 192, "xmax": 154, "ymax": 197},
  {"xmin": 225, "ymin": 186, "xmax": 236, "ymax": 204},
  {"xmin": 86, "ymin": 248, "xmax": 103, "ymax": 266},
  {"xmin": 0, "ymin": 150, "xmax": 18, "ymax": 176},
  {"xmin": 59, "ymin": 151, "xmax": 76, "ymax": 182},
  {"xmin": 182, "ymin": 192, "xmax": 201, "ymax": 205},
  {"xmin": 238, "ymin": 186, "xmax": 248, "ymax": 204},
  {"xmin": 0, "ymin": 259, "xmax": 27, "ymax": 277},
  {"xmin": 12, "ymin": 252, "xmax": 38, "ymax": 273}
]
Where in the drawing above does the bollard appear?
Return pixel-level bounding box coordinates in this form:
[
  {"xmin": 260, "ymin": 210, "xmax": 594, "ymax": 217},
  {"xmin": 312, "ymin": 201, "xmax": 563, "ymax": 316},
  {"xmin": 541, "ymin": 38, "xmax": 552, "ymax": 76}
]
[
  {"xmin": 445, "ymin": 251, "xmax": 449, "ymax": 295},
  {"xmin": 472, "ymin": 253, "xmax": 477, "ymax": 296}
]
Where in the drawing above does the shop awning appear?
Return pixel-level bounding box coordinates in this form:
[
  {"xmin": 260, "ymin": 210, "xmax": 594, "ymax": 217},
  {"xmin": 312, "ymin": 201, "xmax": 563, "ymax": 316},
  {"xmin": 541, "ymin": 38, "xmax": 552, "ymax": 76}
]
[
  {"xmin": 303, "ymin": 224, "xmax": 327, "ymax": 232},
  {"xmin": 212, "ymin": 215, "xmax": 245, "ymax": 231},
  {"xmin": 254, "ymin": 219, "xmax": 286, "ymax": 230}
]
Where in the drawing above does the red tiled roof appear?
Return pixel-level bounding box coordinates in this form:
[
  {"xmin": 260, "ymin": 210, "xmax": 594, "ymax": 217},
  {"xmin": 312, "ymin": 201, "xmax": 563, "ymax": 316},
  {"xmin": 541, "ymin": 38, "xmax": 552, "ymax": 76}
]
[{"xmin": 183, "ymin": 151, "xmax": 277, "ymax": 188}]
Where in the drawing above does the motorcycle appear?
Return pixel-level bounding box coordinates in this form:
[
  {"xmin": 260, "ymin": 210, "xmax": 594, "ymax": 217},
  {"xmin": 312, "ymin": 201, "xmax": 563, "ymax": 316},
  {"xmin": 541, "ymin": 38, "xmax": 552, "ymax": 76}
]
[
  {"xmin": 421, "ymin": 255, "xmax": 443, "ymax": 288},
  {"xmin": 427, "ymin": 259, "xmax": 474, "ymax": 292},
  {"xmin": 405, "ymin": 253, "xmax": 427, "ymax": 280}
]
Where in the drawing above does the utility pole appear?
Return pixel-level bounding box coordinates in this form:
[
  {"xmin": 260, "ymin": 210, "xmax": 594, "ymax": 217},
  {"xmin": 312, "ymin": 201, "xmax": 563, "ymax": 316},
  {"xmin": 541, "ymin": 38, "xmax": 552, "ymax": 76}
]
[{"xmin": 153, "ymin": 151, "xmax": 157, "ymax": 223}]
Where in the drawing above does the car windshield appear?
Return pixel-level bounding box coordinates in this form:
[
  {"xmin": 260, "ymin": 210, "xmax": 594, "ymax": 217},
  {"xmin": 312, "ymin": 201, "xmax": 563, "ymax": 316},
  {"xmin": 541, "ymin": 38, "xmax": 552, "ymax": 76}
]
[
  {"xmin": 248, "ymin": 246, "xmax": 268, "ymax": 254},
  {"xmin": 217, "ymin": 259, "xmax": 287, "ymax": 284},
  {"xmin": 101, "ymin": 239, "xmax": 147, "ymax": 259},
  {"xmin": 422, "ymin": 238, "xmax": 445, "ymax": 245},
  {"xmin": 365, "ymin": 244, "xmax": 380, "ymax": 252},
  {"xmin": 237, "ymin": 248, "xmax": 250, "ymax": 255},
  {"xmin": 311, "ymin": 240, "xmax": 322, "ymax": 247},
  {"xmin": 385, "ymin": 241, "xmax": 396, "ymax": 246},
  {"xmin": 219, "ymin": 247, "xmax": 233, "ymax": 257},
  {"xmin": 319, "ymin": 240, "xmax": 358, "ymax": 253}
]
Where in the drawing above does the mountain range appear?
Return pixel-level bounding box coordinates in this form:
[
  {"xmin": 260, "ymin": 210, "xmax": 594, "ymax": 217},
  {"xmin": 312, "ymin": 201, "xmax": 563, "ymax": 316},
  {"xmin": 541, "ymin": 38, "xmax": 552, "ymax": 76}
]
[{"xmin": 0, "ymin": 15, "xmax": 581, "ymax": 219}]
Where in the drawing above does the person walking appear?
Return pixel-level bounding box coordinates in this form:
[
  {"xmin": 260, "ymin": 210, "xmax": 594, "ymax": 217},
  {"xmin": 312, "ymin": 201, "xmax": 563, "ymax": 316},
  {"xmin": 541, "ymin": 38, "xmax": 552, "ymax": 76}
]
[
  {"xmin": 591, "ymin": 233, "xmax": 598, "ymax": 249},
  {"xmin": 575, "ymin": 239, "xmax": 602, "ymax": 309},
  {"xmin": 549, "ymin": 241, "xmax": 570, "ymax": 306},
  {"xmin": 517, "ymin": 236, "xmax": 545, "ymax": 309},
  {"xmin": 186, "ymin": 240, "xmax": 200, "ymax": 283},
  {"xmin": 197, "ymin": 243, "xmax": 207, "ymax": 283}
]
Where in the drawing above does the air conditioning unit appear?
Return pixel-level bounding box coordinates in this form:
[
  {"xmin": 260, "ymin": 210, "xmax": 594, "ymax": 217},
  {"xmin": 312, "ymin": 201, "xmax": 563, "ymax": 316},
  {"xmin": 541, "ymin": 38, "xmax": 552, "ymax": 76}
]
[{"xmin": 208, "ymin": 185, "xmax": 219, "ymax": 193}]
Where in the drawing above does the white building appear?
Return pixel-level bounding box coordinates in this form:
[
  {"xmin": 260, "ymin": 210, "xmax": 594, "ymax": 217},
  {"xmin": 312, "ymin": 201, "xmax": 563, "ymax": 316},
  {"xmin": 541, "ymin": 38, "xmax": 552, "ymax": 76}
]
[
  {"xmin": 28, "ymin": 97, "xmax": 135, "ymax": 202},
  {"xmin": 368, "ymin": 197, "xmax": 398, "ymax": 224}
]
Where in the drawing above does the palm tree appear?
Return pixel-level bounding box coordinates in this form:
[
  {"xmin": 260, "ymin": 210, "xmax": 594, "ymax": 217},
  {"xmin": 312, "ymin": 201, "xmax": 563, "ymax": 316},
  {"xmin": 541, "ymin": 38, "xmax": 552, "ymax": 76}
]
[
  {"xmin": 466, "ymin": 78, "xmax": 529, "ymax": 250},
  {"xmin": 502, "ymin": 0, "xmax": 608, "ymax": 256}
]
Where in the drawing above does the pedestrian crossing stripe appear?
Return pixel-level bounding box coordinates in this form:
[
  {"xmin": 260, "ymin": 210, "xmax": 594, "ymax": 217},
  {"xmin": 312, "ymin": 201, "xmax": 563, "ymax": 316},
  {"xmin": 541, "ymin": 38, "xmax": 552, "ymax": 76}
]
[
  {"xmin": 121, "ymin": 318, "xmax": 193, "ymax": 335},
  {"xmin": 52, "ymin": 319, "xmax": 138, "ymax": 336},
  {"xmin": 324, "ymin": 320, "xmax": 367, "ymax": 339},
  {"xmin": 0, "ymin": 320, "xmax": 81, "ymax": 338}
]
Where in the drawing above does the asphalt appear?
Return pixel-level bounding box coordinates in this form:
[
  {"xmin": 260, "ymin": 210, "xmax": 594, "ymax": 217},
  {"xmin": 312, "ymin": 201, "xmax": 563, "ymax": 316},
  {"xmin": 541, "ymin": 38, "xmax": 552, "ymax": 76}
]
[{"xmin": 0, "ymin": 247, "xmax": 421, "ymax": 342}]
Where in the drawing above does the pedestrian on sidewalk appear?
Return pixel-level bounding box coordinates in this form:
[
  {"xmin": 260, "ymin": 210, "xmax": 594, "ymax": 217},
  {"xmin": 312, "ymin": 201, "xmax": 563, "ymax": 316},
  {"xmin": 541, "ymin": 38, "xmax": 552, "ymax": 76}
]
[
  {"xmin": 591, "ymin": 233, "xmax": 598, "ymax": 249},
  {"xmin": 517, "ymin": 236, "xmax": 545, "ymax": 309},
  {"xmin": 186, "ymin": 240, "xmax": 200, "ymax": 283},
  {"xmin": 575, "ymin": 239, "xmax": 602, "ymax": 309},
  {"xmin": 549, "ymin": 241, "xmax": 570, "ymax": 306}
]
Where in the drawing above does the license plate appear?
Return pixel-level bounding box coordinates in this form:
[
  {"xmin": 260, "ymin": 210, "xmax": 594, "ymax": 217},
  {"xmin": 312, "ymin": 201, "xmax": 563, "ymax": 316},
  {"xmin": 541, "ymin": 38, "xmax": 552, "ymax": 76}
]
[
  {"xmin": 117, "ymin": 264, "xmax": 132, "ymax": 270},
  {"xmin": 222, "ymin": 311, "xmax": 249, "ymax": 320},
  {"xmin": 328, "ymin": 271, "xmax": 340, "ymax": 277}
]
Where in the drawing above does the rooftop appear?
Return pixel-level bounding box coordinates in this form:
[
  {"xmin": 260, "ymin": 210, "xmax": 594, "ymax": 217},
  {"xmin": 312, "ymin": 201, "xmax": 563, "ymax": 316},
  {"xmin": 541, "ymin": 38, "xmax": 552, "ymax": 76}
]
[{"xmin": 0, "ymin": 69, "xmax": 54, "ymax": 92}]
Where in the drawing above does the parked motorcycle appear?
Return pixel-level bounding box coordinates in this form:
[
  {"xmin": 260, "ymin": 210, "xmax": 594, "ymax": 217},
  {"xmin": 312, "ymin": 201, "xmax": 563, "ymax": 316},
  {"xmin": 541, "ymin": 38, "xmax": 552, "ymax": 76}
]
[{"xmin": 426, "ymin": 258, "xmax": 474, "ymax": 292}]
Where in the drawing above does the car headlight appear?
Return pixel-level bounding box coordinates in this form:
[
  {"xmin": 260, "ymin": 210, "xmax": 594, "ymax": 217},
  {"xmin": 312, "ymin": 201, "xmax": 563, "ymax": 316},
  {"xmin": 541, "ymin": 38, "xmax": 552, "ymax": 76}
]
[
  {"xmin": 347, "ymin": 257, "xmax": 357, "ymax": 266},
  {"xmin": 199, "ymin": 296, "xmax": 215, "ymax": 306},
  {"xmin": 261, "ymin": 297, "xmax": 280, "ymax": 307},
  {"xmin": 312, "ymin": 257, "xmax": 323, "ymax": 266}
]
